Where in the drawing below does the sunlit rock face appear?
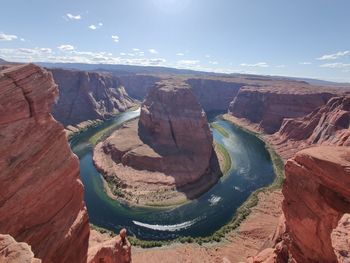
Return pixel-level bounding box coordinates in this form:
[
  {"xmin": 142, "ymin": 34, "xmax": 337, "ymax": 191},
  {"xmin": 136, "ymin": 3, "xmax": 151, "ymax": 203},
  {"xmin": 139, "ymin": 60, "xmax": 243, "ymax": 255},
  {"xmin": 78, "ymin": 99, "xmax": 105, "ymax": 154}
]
[
  {"xmin": 51, "ymin": 68, "xmax": 135, "ymax": 126},
  {"xmin": 0, "ymin": 64, "xmax": 90, "ymax": 263},
  {"xmin": 228, "ymin": 86, "xmax": 334, "ymax": 134},
  {"xmin": 278, "ymin": 95, "xmax": 350, "ymax": 146},
  {"xmin": 283, "ymin": 146, "xmax": 350, "ymax": 263}
]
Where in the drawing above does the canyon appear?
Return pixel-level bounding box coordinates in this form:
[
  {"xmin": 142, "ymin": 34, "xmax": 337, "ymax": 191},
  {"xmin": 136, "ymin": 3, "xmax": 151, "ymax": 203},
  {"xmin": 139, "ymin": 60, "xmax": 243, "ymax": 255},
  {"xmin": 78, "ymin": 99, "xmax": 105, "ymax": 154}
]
[
  {"xmin": 93, "ymin": 79, "xmax": 221, "ymax": 206},
  {"xmin": 50, "ymin": 68, "xmax": 136, "ymax": 135},
  {"xmin": 1, "ymin": 60, "xmax": 349, "ymax": 263}
]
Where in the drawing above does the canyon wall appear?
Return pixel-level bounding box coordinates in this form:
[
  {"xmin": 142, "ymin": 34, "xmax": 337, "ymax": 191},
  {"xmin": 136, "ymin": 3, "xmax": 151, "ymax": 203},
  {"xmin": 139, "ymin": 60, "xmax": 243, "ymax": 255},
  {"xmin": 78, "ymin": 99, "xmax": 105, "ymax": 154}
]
[
  {"xmin": 51, "ymin": 68, "xmax": 135, "ymax": 127},
  {"xmin": 228, "ymin": 86, "xmax": 334, "ymax": 134},
  {"xmin": 119, "ymin": 74, "xmax": 161, "ymax": 100},
  {"xmin": 278, "ymin": 95, "xmax": 350, "ymax": 146},
  {"xmin": 0, "ymin": 64, "xmax": 131, "ymax": 263},
  {"xmin": 119, "ymin": 74, "xmax": 242, "ymax": 111},
  {"xmin": 0, "ymin": 64, "xmax": 90, "ymax": 262},
  {"xmin": 282, "ymin": 146, "xmax": 350, "ymax": 263},
  {"xmin": 186, "ymin": 78, "xmax": 243, "ymax": 111}
]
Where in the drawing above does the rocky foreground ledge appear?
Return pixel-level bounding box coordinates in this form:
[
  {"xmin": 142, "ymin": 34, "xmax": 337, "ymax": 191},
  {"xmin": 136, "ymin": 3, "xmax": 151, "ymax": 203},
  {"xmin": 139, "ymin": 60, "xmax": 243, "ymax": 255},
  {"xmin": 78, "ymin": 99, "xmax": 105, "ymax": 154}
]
[{"xmin": 93, "ymin": 79, "xmax": 222, "ymax": 206}]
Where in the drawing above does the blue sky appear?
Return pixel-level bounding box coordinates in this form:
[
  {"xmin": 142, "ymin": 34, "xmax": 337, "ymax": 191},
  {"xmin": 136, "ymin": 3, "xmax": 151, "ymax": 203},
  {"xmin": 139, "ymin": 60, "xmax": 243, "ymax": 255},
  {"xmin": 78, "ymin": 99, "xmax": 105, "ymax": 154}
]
[{"xmin": 1, "ymin": 0, "xmax": 350, "ymax": 82}]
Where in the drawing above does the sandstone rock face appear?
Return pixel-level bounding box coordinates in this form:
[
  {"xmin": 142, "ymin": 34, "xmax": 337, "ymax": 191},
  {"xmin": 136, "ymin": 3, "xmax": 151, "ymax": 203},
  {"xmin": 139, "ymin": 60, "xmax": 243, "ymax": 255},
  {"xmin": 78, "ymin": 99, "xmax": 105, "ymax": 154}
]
[
  {"xmin": 0, "ymin": 64, "xmax": 90, "ymax": 262},
  {"xmin": 331, "ymin": 213, "xmax": 350, "ymax": 263},
  {"xmin": 139, "ymin": 79, "xmax": 213, "ymax": 176},
  {"xmin": 51, "ymin": 68, "xmax": 135, "ymax": 126},
  {"xmin": 283, "ymin": 146, "xmax": 350, "ymax": 263},
  {"xmin": 119, "ymin": 74, "xmax": 243, "ymax": 111},
  {"xmin": 0, "ymin": 234, "xmax": 41, "ymax": 263},
  {"xmin": 186, "ymin": 78, "xmax": 243, "ymax": 111},
  {"xmin": 94, "ymin": 79, "xmax": 219, "ymax": 206},
  {"xmin": 119, "ymin": 74, "xmax": 161, "ymax": 100},
  {"xmin": 279, "ymin": 95, "xmax": 350, "ymax": 146},
  {"xmin": 229, "ymin": 87, "xmax": 334, "ymax": 134},
  {"xmin": 88, "ymin": 229, "xmax": 131, "ymax": 263}
]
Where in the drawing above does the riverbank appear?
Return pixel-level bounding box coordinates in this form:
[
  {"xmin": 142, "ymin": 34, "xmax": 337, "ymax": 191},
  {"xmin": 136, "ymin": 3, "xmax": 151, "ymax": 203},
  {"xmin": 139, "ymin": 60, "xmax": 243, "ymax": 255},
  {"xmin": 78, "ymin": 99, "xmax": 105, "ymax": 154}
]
[
  {"xmin": 67, "ymin": 104, "xmax": 140, "ymax": 142},
  {"xmin": 97, "ymin": 139, "xmax": 230, "ymax": 209}
]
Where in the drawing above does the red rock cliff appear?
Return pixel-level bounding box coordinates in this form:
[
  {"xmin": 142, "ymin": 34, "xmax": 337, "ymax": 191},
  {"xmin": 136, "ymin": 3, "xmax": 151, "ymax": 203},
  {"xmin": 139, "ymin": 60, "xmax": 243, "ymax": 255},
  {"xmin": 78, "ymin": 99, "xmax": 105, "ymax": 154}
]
[
  {"xmin": 278, "ymin": 95, "xmax": 350, "ymax": 146},
  {"xmin": 229, "ymin": 86, "xmax": 334, "ymax": 134},
  {"xmin": 283, "ymin": 146, "xmax": 350, "ymax": 263},
  {"xmin": 0, "ymin": 64, "xmax": 90, "ymax": 262},
  {"xmin": 51, "ymin": 68, "xmax": 135, "ymax": 126}
]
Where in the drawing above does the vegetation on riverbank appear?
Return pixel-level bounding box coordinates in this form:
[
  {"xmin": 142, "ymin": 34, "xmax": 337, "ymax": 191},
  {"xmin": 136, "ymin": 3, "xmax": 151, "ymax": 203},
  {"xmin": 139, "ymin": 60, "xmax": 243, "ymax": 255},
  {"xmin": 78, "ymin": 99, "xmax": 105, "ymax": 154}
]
[
  {"xmin": 214, "ymin": 142, "xmax": 232, "ymax": 175},
  {"xmin": 211, "ymin": 122, "xmax": 230, "ymax": 138},
  {"xmin": 89, "ymin": 106, "xmax": 140, "ymax": 145}
]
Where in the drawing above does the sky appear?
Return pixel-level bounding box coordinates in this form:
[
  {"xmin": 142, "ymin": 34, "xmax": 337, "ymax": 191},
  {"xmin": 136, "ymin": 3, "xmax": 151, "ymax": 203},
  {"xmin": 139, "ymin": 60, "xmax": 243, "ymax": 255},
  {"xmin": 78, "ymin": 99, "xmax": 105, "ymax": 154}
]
[{"xmin": 1, "ymin": 0, "xmax": 350, "ymax": 82}]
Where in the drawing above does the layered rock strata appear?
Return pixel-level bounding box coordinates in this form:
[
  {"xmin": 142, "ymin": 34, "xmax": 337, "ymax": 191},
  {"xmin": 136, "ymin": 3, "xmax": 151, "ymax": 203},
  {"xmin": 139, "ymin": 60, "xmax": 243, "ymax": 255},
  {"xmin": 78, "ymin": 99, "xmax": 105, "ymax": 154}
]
[
  {"xmin": 278, "ymin": 95, "xmax": 350, "ymax": 146},
  {"xmin": 0, "ymin": 64, "xmax": 90, "ymax": 262},
  {"xmin": 0, "ymin": 64, "xmax": 131, "ymax": 263},
  {"xmin": 93, "ymin": 79, "xmax": 220, "ymax": 206},
  {"xmin": 51, "ymin": 68, "xmax": 135, "ymax": 127},
  {"xmin": 229, "ymin": 86, "xmax": 334, "ymax": 134},
  {"xmin": 282, "ymin": 146, "xmax": 350, "ymax": 263},
  {"xmin": 186, "ymin": 78, "xmax": 243, "ymax": 111}
]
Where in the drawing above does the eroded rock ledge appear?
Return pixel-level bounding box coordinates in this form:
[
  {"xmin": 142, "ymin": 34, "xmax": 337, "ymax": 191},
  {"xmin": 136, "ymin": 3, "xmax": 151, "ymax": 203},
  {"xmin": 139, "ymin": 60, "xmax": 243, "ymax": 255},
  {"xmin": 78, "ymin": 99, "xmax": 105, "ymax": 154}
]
[{"xmin": 93, "ymin": 79, "xmax": 221, "ymax": 206}]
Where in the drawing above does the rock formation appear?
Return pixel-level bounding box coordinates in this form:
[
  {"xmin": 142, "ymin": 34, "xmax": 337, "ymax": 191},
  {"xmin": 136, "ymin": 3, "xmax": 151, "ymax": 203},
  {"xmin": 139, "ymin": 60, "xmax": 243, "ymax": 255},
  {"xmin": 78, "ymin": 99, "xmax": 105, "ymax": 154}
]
[
  {"xmin": 229, "ymin": 86, "xmax": 334, "ymax": 134},
  {"xmin": 278, "ymin": 95, "xmax": 350, "ymax": 146},
  {"xmin": 0, "ymin": 234, "xmax": 41, "ymax": 263},
  {"xmin": 51, "ymin": 68, "xmax": 135, "ymax": 127},
  {"xmin": 119, "ymin": 74, "xmax": 243, "ymax": 112},
  {"xmin": 0, "ymin": 64, "xmax": 131, "ymax": 263},
  {"xmin": 0, "ymin": 64, "xmax": 90, "ymax": 262},
  {"xmin": 119, "ymin": 74, "xmax": 161, "ymax": 100},
  {"xmin": 186, "ymin": 78, "xmax": 243, "ymax": 111},
  {"xmin": 93, "ymin": 79, "xmax": 220, "ymax": 206},
  {"xmin": 282, "ymin": 146, "xmax": 350, "ymax": 263},
  {"xmin": 88, "ymin": 229, "xmax": 131, "ymax": 263}
]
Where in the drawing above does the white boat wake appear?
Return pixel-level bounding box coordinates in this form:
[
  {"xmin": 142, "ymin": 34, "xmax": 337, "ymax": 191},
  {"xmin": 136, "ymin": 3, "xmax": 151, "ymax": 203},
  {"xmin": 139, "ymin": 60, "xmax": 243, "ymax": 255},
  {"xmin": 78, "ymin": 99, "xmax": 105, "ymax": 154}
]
[
  {"xmin": 208, "ymin": 194, "xmax": 222, "ymax": 206},
  {"xmin": 132, "ymin": 218, "xmax": 198, "ymax": 232}
]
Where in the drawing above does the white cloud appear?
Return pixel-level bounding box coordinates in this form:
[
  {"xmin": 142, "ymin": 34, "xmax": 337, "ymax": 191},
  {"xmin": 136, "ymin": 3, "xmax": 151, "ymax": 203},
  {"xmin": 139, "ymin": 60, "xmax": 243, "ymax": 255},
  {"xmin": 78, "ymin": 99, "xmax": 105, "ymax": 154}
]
[
  {"xmin": 149, "ymin": 49, "xmax": 158, "ymax": 54},
  {"xmin": 133, "ymin": 48, "xmax": 140, "ymax": 52},
  {"xmin": 0, "ymin": 33, "xmax": 18, "ymax": 41},
  {"xmin": 120, "ymin": 52, "xmax": 126, "ymax": 56},
  {"xmin": 66, "ymin": 13, "xmax": 81, "ymax": 20},
  {"xmin": 111, "ymin": 35, "xmax": 119, "ymax": 43},
  {"xmin": 177, "ymin": 60, "xmax": 200, "ymax": 66},
  {"xmin": 20, "ymin": 38, "xmax": 25, "ymax": 42},
  {"xmin": 317, "ymin": 51, "xmax": 349, "ymax": 60},
  {"xmin": 209, "ymin": 61, "xmax": 218, "ymax": 65},
  {"xmin": 57, "ymin": 44, "xmax": 75, "ymax": 51},
  {"xmin": 39, "ymin": 48, "xmax": 52, "ymax": 53},
  {"xmin": 276, "ymin": 64, "xmax": 285, "ymax": 68},
  {"xmin": 205, "ymin": 54, "xmax": 211, "ymax": 58},
  {"xmin": 299, "ymin": 62, "xmax": 312, "ymax": 65},
  {"xmin": 176, "ymin": 52, "xmax": 184, "ymax": 56},
  {"xmin": 319, "ymin": 63, "xmax": 350, "ymax": 69},
  {"xmin": 240, "ymin": 62, "xmax": 269, "ymax": 68},
  {"xmin": 0, "ymin": 47, "xmax": 168, "ymax": 67},
  {"xmin": 89, "ymin": 23, "xmax": 103, "ymax": 30}
]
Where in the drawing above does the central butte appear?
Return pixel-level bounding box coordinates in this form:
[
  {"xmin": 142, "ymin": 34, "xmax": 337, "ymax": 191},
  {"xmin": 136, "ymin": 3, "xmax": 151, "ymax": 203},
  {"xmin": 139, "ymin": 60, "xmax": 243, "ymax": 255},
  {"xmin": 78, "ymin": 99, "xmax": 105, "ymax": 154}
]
[{"xmin": 93, "ymin": 79, "xmax": 223, "ymax": 206}]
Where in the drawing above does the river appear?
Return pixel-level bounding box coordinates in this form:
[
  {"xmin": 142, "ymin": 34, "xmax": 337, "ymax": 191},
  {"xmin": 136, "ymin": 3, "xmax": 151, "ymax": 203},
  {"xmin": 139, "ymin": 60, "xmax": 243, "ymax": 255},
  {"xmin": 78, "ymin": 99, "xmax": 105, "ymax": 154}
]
[{"xmin": 70, "ymin": 109, "xmax": 275, "ymax": 240}]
